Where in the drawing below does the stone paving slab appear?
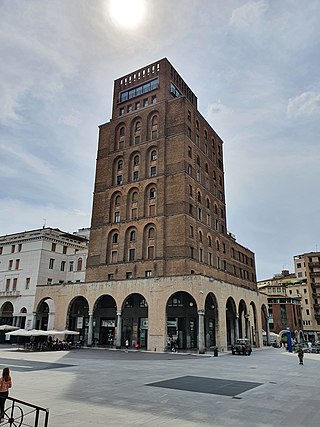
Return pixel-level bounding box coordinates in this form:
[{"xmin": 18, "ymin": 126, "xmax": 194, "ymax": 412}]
[{"xmin": 0, "ymin": 346, "xmax": 319, "ymax": 427}]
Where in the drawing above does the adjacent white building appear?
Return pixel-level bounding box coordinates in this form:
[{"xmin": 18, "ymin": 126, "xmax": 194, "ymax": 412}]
[{"xmin": 0, "ymin": 227, "xmax": 89, "ymax": 330}]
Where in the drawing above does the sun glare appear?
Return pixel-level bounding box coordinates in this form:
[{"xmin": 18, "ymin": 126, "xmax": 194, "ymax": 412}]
[{"xmin": 108, "ymin": 0, "xmax": 146, "ymax": 30}]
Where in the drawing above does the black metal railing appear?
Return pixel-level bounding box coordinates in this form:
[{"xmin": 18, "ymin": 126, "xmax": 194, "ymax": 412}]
[{"xmin": 1, "ymin": 396, "xmax": 49, "ymax": 427}]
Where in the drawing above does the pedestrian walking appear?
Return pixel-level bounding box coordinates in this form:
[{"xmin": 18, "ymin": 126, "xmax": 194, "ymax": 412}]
[
  {"xmin": 0, "ymin": 367, "xmax": 12, "ymax": 420},
  {"xmin": 125, "ymin": 339, "xmax": 129, "ymax": 352},
  {"xmin": 297, "ymin": 345, "xmax": 304, "ymax": 365}
]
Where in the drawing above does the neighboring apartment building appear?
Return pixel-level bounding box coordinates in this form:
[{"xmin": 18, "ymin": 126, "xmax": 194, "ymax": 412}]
[
  {"xmin": 258, "ymin": 270, "xmax": 303, "ymax": 339},
  {"xmin": 0, "ymin": 228, "xmax": 89, "ymax": 330},
  {"xmin": 293, "ymin": 252, "xmax": 320, "ymax": 341},
  {"xmin": 34, "ymin": 58, "xmax": 267, "ymax": 352}
]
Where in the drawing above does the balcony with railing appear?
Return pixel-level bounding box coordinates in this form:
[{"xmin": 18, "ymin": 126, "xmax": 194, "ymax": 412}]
[{"xmin": 0, "ymin": 290, "xmax": 20, "ymax": 297}]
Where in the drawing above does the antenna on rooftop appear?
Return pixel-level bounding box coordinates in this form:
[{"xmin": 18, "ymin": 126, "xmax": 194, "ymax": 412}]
[{"xmin": 42, "ymin": 218, "xmax": 47, "ymax": 229}]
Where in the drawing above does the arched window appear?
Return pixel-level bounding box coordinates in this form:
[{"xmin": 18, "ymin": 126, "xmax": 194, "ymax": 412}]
[
  {"xmin": 188, "ymin": 164, "xmax": 192, "ymax": 175},
  {"xmin": 117, "ymin": 159, "xmax": 123, "ymax": 170},
  {"xmin": 134, "ymin": 120, "xmax": 141, "ymax": 144},
  {"xmin": 151, "ymin": 150, "xmax": 157, "ymax": 161},
  {"xmin": 208, "ymin": 235, "xmax": 212, "ymax": 247},
  {"xmin": 150, "ymin": 187, "xmax": 156, "ymax": 198},
  {"xmin": 205, "ymin": 163, "xmax": 209, "ymax": 173},
  {"xmin": 196, "ymin": 120, "xmax": 199, "ymax": 130},
  {"xmin": 119, "ymin": 126, "xmax": 125, "ymax": 137},
  {"xmin": 199, "ymin": 230, "xmax": 203, "ymax": 242},
  {"xmin": 112, "ymin": 233, "xmax": 119, "ymax": 244},
  {"xmin": 216, "ymin": 240, "xmax": 220, "ymax": 251},
  {"xmin": 204, "ymin": 130, "xmax": 208, "ymax": 140},
  {"xmin": 132, "ymin": 191, "xmax": 138, "ymax": 202},
  {"xmin": 196, "ymin": 155, "xmax": 200, "ymax": 166},
  {"xmin": 214, "ymin": 204, "xmax": 218, "ymax": 214},
  {"xmin": 151, "ymin": 115, "xmax": 158, "ymax": 139},
  {"xmin": 130, "ymin": 230, "xmax": 136, "ymax": 241},
  {"xmin": 133, "ymin": 155, "xmax": 140, "ymax": 165},
  {"xmin": 148, "ymin": 227, "xmax": 155, "ymax": 239},
  {"xmin": 115, "ymin": 195, "xmax": 121, "ymax": 206},
  {"xmin": 197, "ymin": 191, "xmax": 201, "ymax": 203},
  {"xmin": 77, "ymin": 258, "xmax": 83, "ymax": 271},
  {"xmin": 206, "ymin": 198, "xmax": 210, "ymax": 209}
]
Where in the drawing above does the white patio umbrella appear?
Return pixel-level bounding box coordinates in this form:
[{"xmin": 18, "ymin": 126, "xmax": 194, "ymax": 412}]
[
  {"xmin": 0, "ymin": 325, "xmax": 20, "ymax": 331},
  {"xmin": 5, "ymin": 329, "xmax": 49, "ymax": 337}
]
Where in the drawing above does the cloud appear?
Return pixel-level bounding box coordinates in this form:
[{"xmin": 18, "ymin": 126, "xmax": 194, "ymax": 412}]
[
  {"xmin": 205, "ymin": 102, "xmax": 233, "ymax": 123},
  {"xmin": 229, "ymin": 0, "xmax": 268, "ymax": 29},
  {"xmin": 287, "ymin": 91, "xmax": 320, "ymax": 117}
]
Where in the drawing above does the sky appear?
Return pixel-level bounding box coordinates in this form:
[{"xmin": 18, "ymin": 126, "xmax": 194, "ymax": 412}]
[{"xmin": 1, "ymin": 0, "xmax": 319, "ymax": 281}]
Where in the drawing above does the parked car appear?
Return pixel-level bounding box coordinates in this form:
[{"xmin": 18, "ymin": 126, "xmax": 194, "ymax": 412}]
[{"xmin": 231, "ymin": 338, "xmax": 252, "ymax": 355}]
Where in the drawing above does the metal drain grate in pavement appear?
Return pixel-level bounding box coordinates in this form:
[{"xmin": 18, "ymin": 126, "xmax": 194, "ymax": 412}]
[{"xmin": 146, "ymin": 375, "xmax": 262, "ymax": 397}]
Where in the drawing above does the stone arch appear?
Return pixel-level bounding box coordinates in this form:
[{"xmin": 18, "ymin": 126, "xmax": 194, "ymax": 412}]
[
  {"xmin": 121, "ymin": 293, "xmax": 149, "ymax": 348},
  {"xmin": 238, "ymin": 299, "xmax": 248, "ymax": 339},
  {"xmin": 250, "ymin": 301, "xmax": 259, "ymax": 346},
  {"xmin": 166, "ymin": 291, "xmax": 198, "ymax": 350},
  {"xmin": 261, "ymin": 303, "xmax": 269, "ymax": 346},
  {"xmin": 204, "ymin": 293, "xmax": 218, "ymax": 349},
  {"xmin": 124, "ymin": 226, "xmax": 138, "ymax": 262},
  {"xmin": 110, "ymin": 190, "xmax": 122, "ymax": 223},
  {"xmin": 130, "ymin": 116, "xmax": 143, "ymax": 145},
  {"xmin": 143, "ymin": 223, "xmax": 156, "ymax": 260},
  {"xmin": 128, "ymin": 150, "xmax": 141, "ymax": 182},
  {"xmin": 144, "ymin": 182, "xmax": 157, "ymax": 217},
  {"xmin": 0, "ymin": 301, "xmax": 14, "ymax": 325},
  {"xmin": 35, "ymin": 298, "xmax": 55, "ymax": 330},
  {"xmin": 226, "ymin": 297, "xmax": 237, "ymax": 348},
  {"xmin": 67, "ymin": 296, "xmax": 89, "ymax": 343},
  {"xmin": 147, "ymin": 110, "xmax": 159, "ymax": 140},
  {"xmin": 115, "ymin": 122, "xmax": 126, "ymax": 150},
  {"xmin": 107, "ymin": 228, "xmax": 120, "ymax": 264},
  {"xmin": 93, "ymin": 294, "xmax": 117, "ymax": 346},
  {"xmin": 126, "ymin": 186, "xmax": 139, "ymax": 220}
]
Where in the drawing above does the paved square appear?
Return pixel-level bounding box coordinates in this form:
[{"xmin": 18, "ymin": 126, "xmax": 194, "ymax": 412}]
[{"xmin": 147, "ymin": 375, "xmax": 262, "ymax": 396}]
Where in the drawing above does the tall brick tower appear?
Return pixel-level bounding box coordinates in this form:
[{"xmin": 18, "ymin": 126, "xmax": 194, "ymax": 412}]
[{"xmin": 86, "ymin": 58, "xmax": 256, "ymax": 291}]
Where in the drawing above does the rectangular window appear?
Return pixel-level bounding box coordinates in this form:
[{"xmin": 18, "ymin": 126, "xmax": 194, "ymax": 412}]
[
  {"xmin": 49, "ymin": 258, "xmax": 55, "ymax": 269},
  {"xmin": 187, "ymin": 127, "xmax": 191, "ymax": 138},
  {"xmin": 145, "ymin": 270, "xmax": 152, "ymax": 277},
  {"xmin": 133, "ymin": 171, "xmax": 139, "ymax": 181},
  {"xmin": 8, "ymin": 260, "xmax": 13, "ymax": 270},
  {"xmin": 63, "ymin": 246, "xmax": 67, "ymax": 254},
  {"xmin": 0, "ymin": 247, "xmax": 2, "ymax": 254},
  {"xmin": 127, "ymin": 104, "xmax": 132, "ymax": 113},
  {"xmin": 11, "ymin": 245, "xmax": 15, "ymax": 253},
  {"xmin": 60, "ymin": 261, "xmax": 66, "ymax": 271},
  {"xmin": 199, "ymin": 248, "xmax": 203, "ymax": 262},
  {"xmin": 135, "ymin": 101, "xmax": 140, "ymax": 110},
  {"xmin": 126, "ymin": 272, "xmax": 133, "ymax": 279},
  {"xmin": 198, "ymin": 208, "xmax": 202, "ymax": 221},
  {"xmin": 47, "ymin": 278, "xmax": 52, "ymax": 285},
  {"xmin": 189, "ymin": 185, "xmax": 193, "ymax": 196},
  {"xmin": 189, "ymin": 226, "xmax": 194, "ymax": 238},
  {"xmin": 147, "ymin": 246, "xmax": 155, "ymax": 259},
  {"xmin": 25, "ymin": 277, "xmax": 30, "ymax": 290},
  {"xmin": 149, "ymin": 205, "xmax": 156, "ymax": 216},
  {"xmin": 143, "ymin": 98, "xmax": 148, "ymax": 107},
  {"xmin": 188, "ymin": 146, "xmax": 192, "ymax": 158},
  {"xmin": 69, "ymin": 261, "xmax": 74, "ymax": 271},
  {"xmin": 151, "ymin": 95, "xmax": 157, "ymax": 104},
  {"xmin": 187, "ymin": 110, "xmax": 191, "ymax": 121},
  {"xmin": 18, "ymin": 244, "xmax": 22, "ymax": 252},
  {"xmin": 196, "ymin": 134, "xmax": 200, "ymax": 146},
  {"xmin": 12, "ymin": 278, "xmax": 17, "ymax": 291},
  {"xmin": 15, "ymin": 259, "xmax": 20, "ymax": 269},
  {"xmin": 208, "ymin": 252, "xmax": 212, "ymax": 266},
  {"xmin": 131, "ymin": 208, "xmax": 138, "ymax": 219},
  {"xmin": 305, "ymin": 299, "xmax": 308, "ymax": 304},
  {"xmin": 117, "ymin": 175, "xmax": 123, "ymax": 185},
  {"xmin": 6, "ymin": 279, "xmax": 10, "ymax": 291},
  {"xmin": 119, "ymin": 107, "xmax": 125, "ymax": 116},
  {"xmin": 306, "ymin": 309, "xmax": 310, "ymax": 315},
  {"xmin": 51, "ymin": 243, "xmax": 56, "ymax": 252},
  {"xmin": 150, "ymin": 166, "xmax": 157, "ymax": 177},
  {"xmin": 129, "ymin": 248, "xmax": 135, "ymax": 261},
  {"xmin": 189, "ymin": 204, "xmax": 193, "ymax": 215},
  {"xmin": 108, "ymin": 274, "xmax": 114, "ymax": 280},
  {"xmin": 114, "ymin": 212, "xmax": 120, "ymax": 223},
  {"xmin": 111, "ymin": 251, "xmax": 118, "ymax": 263},
  {"xmin": 190, "ymin": 247, "xmax": 194, "ymax": 259}
]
